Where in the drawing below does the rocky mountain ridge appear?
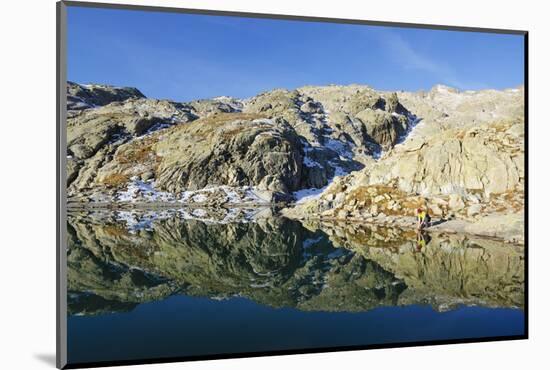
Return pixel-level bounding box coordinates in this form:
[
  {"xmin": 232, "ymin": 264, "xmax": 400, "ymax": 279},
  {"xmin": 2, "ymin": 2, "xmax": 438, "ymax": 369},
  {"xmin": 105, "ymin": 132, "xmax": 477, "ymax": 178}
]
[
  {"xmin": 67, "ymin": 82, "xmax": 419, "ymax": 202},
  {"xmin": 66, "ymin": 81, "xmax": 525, "ymax": 242}
]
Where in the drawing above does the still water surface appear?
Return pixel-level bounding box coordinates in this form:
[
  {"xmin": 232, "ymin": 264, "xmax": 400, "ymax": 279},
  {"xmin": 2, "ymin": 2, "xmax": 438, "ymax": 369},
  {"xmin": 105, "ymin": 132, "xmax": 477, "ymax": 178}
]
[{"xmin": 67, "ymin": 209, "xmax": 525, "ymax": 365}]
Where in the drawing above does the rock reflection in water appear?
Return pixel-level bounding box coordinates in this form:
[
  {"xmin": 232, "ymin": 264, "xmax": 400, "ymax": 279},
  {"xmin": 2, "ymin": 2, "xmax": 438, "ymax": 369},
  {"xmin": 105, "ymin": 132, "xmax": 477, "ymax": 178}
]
[{"xmin": 67, "ymin": 209, "xmax": 524, "ymax": 316}]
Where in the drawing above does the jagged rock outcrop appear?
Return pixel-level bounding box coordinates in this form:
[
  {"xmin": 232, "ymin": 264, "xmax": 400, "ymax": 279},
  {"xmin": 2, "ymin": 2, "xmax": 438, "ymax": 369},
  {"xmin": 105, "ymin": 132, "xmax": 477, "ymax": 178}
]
[
  {"xmin": 284, "ymin": 118, "xmax": 524, "ymax": 240},
  {"xmin": 66, "ymin": 104, "xmax": 197, "ymax": 195},
  {"xmin": 297, "ymin": 85, "xmax": 415, "ymax": 151},
  {"xmin": 153, "ymin": 114, "xmax": 303, "ymax": 195},
  {"xmin": 67, "ymin": 83, "xmax": 414, "ymax": 203},
  {"xmin": 373, "ymin": 120, "xmax": 525, "ymax": 196},
  {"xmin": 67, "ymin": 81, "xmax": 146, "ymax": 111}
]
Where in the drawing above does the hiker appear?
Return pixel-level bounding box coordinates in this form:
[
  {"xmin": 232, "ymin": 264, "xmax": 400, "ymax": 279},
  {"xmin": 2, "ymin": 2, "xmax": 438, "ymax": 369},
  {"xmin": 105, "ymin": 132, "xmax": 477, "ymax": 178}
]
[{"xmin": 416, "ymin": 208, "xmax": 430, "ymax": 230}]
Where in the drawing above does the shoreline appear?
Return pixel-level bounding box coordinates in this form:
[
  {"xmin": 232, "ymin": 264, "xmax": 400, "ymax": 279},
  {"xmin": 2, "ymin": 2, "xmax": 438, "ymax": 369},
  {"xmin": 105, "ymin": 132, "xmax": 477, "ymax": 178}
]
[
  {"xmin": 294, "ymin": 215, "xmax": 524, "ymax": 246},
  {"xmin": 67, "ymin": 202, "xmax": 524, "ymax": 246},
  {"xmin": 66, "ymin": 200, "xmax": 283, "ymax": 210}
]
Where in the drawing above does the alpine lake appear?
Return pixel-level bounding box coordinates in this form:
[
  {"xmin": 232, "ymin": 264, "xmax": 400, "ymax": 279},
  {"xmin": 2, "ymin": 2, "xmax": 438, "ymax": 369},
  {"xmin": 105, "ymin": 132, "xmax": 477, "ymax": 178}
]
[{"xmin": 66, "ymin": 206, "xmax": 525, "ymax": 365}]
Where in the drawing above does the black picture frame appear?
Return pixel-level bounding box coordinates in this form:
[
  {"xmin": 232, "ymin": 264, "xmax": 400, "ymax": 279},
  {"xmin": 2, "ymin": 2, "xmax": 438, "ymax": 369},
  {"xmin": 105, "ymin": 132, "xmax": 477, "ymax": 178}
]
[{"xmin": 56, "ymin": 1, "xmax": 529, "ymax": 368}]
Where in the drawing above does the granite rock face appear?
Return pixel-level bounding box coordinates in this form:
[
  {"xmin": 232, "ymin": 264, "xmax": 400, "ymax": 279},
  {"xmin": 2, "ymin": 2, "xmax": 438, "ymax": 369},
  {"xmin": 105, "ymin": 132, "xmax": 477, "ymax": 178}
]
[
  {"xmin": 67, "ymin": 82, "xmax": 414, "ymax": 203},
  {"xmin": 284, "ymin": 119, "xmax": 524, "ymax": 239},
  {"xmin": 283, "ymin": 86, "xmax": 524, "ymax": 241},
  {"xmin": 67, "ymin": 81, "xmax": 146, "ymax": 111},
  {"xmin": 66, "ymin": 81, "xmax": 524, "ymax": 241}
]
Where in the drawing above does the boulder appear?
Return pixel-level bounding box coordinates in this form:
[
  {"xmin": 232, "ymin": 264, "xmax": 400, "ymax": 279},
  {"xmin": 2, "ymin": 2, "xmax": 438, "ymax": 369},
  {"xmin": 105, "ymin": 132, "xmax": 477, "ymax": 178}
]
[
  {"xmin": 300, "ymin": 100, "xmax": 322, "ymax": 113},
  {"xmin": 448, "ymin": 194, "xmax": 465, "ymax": 210},
  {"xmin": 429, "ymin": 204, "xmax": 443, "ymax": 216},
  {"xmin": 355, "ymin": 108, "xmax": 408, "ymax": 149},
  {"xmin": 466, "ymin": 204, "xmax": 482, "ymax": 217}
]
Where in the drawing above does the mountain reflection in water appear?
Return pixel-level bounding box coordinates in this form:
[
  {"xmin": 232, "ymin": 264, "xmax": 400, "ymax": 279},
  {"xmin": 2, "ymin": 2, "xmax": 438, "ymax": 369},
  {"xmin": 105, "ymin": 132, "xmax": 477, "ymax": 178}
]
[{"xmin": 67, "ymin": 209, "xmax": 524, "ymax": 316}]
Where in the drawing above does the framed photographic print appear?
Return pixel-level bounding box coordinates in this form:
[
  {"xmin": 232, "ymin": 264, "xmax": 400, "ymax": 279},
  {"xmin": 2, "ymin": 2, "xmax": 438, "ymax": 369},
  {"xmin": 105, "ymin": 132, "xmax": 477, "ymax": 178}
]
[{"xmin": 56, "ymin": 1, "xmax": 527, "ymax": 368}]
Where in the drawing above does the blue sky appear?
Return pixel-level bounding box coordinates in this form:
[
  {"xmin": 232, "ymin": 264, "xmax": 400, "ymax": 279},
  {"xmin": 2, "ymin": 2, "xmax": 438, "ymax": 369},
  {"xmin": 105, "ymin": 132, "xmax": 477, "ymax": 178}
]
[{"xmin": 67, "ymin": 6, "xmax": 525, "ymax": 102}]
